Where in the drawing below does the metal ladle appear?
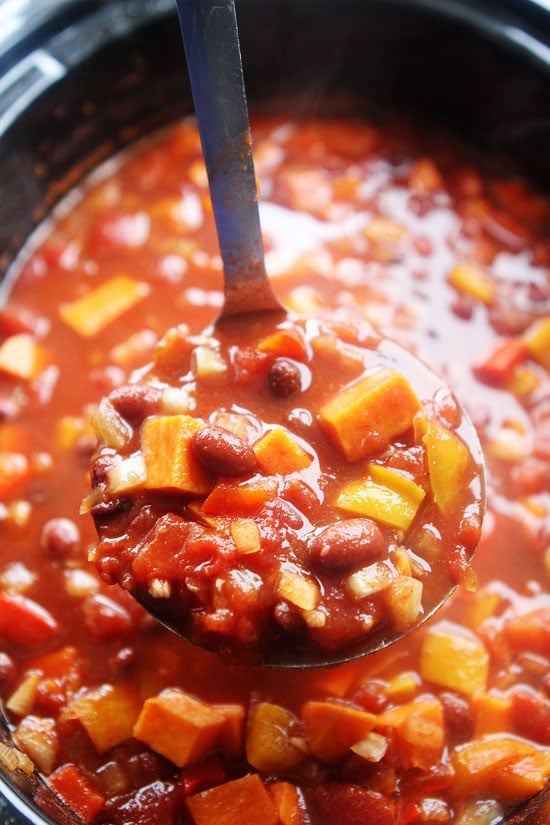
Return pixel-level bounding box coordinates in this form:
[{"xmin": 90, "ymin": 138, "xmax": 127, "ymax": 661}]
[{"xmin": 101, "ymin": 0, "xmax": 486, "ymax": 668}]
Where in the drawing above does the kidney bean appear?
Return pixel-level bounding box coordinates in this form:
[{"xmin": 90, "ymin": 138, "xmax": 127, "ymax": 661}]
[
  {"xmin": 109, "ymin": 384, "xmax": 163, "ymax": 422},
  {"xmin": 309, "ymin": 518, "xmax": 386, "ymax": 572},
  {"xmin": 440, "ymin": 691, "xmax": 474, "ymax": 746},
  {"xmin": 40, "ymin": 517, "xmax": 80, "ymax": 561},
  {"xmin": 267, "ymin": 358, "xmax": 303, "ymax": 398},
  {"xmin": 191, "ymin": 426, "xmax": 257, "ymax": 476}
]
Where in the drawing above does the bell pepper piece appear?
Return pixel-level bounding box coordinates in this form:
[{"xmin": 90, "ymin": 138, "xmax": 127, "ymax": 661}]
[
  {"xmin": 448, "ymin": 263, "xmax": 495, "ymax": 305},
  {"xmin": 473, "ymin": 338, "xmax": 529, "ymax": 386},
  {"xmin": 420, "ymin": 627, "xmax": 489, "ymax": 697},
  {"xmin": 48, "ymin": 764, "xmax": 105, "ymax": 823},
  {"xmin": 0, "ymin": 591, "xmax": 58, "ymax": 647},
  {"xmin": 246, "ymin": 702, "xmax": 306, "ymax": 773},
  {"xmin": 336, "ymin": 464, "xmax": 425, "ymax": 531},
  {"xmin": 418, "ymin": 417, "xmax": 471, "ymax": 514},
  {"xmin": 523, "ymin": 315, "xmax": 550, "ymax": 370}
]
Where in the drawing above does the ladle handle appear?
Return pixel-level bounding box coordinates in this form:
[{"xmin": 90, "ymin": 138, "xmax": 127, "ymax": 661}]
[{"xmin": 176, "ymin": 0, "xmax": 281, "ymax": 316}]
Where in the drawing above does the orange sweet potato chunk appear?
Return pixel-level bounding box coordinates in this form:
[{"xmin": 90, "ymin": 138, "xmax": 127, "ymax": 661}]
[
  {"xmin": 319, "ymin": 367, "xmax": 421, "ymax": 461},
  {"xmin": 301, "ymin": 700, "xmax": 376, "ymax": 762},
  {"xmin": 253, "ymin": 427, "xmax": 313, "ymax": 475},
  {"xmin": 451, "ymin": 737, "xmax": 550, "ymax": 805},
  {"xmin": 59, "ymin": 275, "xmax": 150, "ymax": 337},
  {"xmin": 269, "ymin": 781, "xmax": 307, "ymax": 825},
  {"xmin": 186, "ymin": 773, "xmax": 278, "ymax": 825},
  {"xmin": 141, "ymin": 414, "xmax": 211, "ymax": 495},
  {"xmin": 133, "ymin": 688, "xmax": 227, "ymax": 767},
  {"xmin": 211, "ymin": 703, "xmax": 246, "ymax": 759}
]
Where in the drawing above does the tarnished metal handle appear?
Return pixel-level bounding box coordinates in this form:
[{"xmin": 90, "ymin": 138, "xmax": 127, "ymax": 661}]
[{"xmin": 175, "ymin": 0, "xmax": 281, "ymax": 316}]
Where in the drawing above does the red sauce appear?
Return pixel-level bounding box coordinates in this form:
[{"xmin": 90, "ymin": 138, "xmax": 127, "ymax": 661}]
[{"xmin": 0, "ymin": 116, "xmax": 549, "ymax": 825}]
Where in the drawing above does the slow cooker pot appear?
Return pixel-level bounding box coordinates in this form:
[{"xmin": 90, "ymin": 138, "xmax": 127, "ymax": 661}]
[{"xmin": 0, "ymin": 1, "xmax": 548, "ymax": 823}]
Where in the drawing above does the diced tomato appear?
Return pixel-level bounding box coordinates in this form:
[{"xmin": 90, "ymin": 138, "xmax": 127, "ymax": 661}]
[
  {"xmin": 312, "ymin": 783, "xmax": 396, "ymax": 825},
  {"xmin": 102, "ymin": 780, "xmax": 183, "ymax": 825},
  {"xmin": 181, "ymin": 754, "xmax": 228, "ymax": 796},
  {"xmin": 0, "ymin": 591, "xmax": 58, "ymax": 646}
]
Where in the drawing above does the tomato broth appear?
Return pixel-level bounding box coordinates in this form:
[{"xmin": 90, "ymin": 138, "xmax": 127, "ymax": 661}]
[{"xmin": 0, "ymin": 116, "xmax": 549, "ymax": 825}]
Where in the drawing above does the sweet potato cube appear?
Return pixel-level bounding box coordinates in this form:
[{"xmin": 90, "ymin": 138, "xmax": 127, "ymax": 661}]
[
  {"xmin": 253, "ymin": 428, "xmax": 312, "ymax": 475},
  {"xmin": 202, "ymin": 477, "xmax": 278, "ymax": 516},
  {"xmin": 491, "ymin": 750, "xmax": 550, "ymax": 803},
  {"xmin": 301, "ymin": 700, "xmax": 376, "ymax": 763},
  {"xmin": 211, "ymin": 703, "xmax": 245, "ymax": 759},
  {"xmin": 336, "ymin": 464, "xmax": 425, "ymax": 531},
  {"xmin": 0, "ymin": 333, "xmax": 45, "ymax": 379},
  {"xmin": 246, "ymin": 702, "xmax": 306, "ymax": 773},
  {"xmin": 320, "ymin": 367, "xmax": 421, "ymax": 461},
  {"xmin": 377, "ymin": 699, "xmax": 444, "ymax": 770},
  {"xmin": 523, "ymin": 315, "xmax": 550, "ymax": 370},
  {"xmin": 269, "ymin": 781, "xmax": 306, "ymax": 825},
  {"xmin": 420, "ymin": 628, "xmax": 489, "ymax": 696},
  {"xmin": 450, "ymin": 737, "xmax": 541, "ymax": 799},
  {"xmin": 257, "ymin": 328, "xmax": 308, "ymax": 360},
  {"xmin": 59, "ymin": 275, "xmax": 150, "ymax": 337},
  {"xmin": 472, "ymin": 693, "xmax": 512, "ymax": 737},
  {"xmin": 419, "ymin": 418, "xmax": 473, "ymax": 514},
  {"xmin": 141, "ymin": 414, "xmax": 211, "ymax": 495},
  {"xmin": 186, "ymin": 773, "xmax": 278, "ymax": 825},
  {"xmin": 60, "ymin": 683, "xmax": 142, "ymax": 753},
  {"xmin": 133, "ymin": 688, "xmax": 227, "ymax": 767}
]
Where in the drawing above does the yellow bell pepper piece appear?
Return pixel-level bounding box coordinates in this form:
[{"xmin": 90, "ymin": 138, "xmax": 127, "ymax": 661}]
[{"xmin": 336, "ymin": 464, "xmax": 425, "ymax": 531}]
